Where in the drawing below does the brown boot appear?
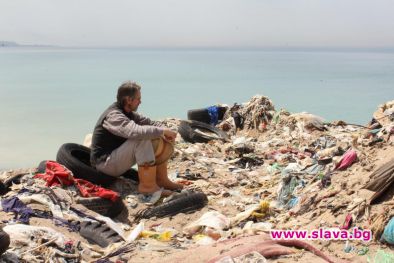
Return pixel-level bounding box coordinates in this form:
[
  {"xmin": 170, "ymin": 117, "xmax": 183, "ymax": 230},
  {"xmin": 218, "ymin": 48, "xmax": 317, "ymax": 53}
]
[
  {"xmin": 138, "ymin": 165, "xmax": 160, "ymax": 194},
  {"xmin": 156, "ymin": 161, "xmax": 184, "ymax": 191}
]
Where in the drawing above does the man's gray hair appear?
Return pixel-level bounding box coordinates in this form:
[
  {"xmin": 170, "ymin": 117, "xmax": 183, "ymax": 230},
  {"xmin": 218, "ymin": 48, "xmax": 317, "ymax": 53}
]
[{"xmin": 117, "ymin": 81, "xmax": 141, "ymax": 108}]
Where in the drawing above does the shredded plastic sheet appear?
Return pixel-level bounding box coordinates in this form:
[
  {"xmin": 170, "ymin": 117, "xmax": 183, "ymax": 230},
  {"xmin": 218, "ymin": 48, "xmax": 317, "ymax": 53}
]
[
  {"xmin": 3, "ymin": 224, "xmax": 66, "ymax": 248},
  {"xmin": 277, "ymin": 175, "xmax": 299, "ymax": 207},
  {"xmin": 184, "ymin": 211, "xmax": 231, "ymax": 235},
  {"xmin": 382, "ymin": 217, "xmax": 394, "ymax": 245},
  {"xmin": 367, "ymin": 249, "xmax": 394, "ymax": 263}
]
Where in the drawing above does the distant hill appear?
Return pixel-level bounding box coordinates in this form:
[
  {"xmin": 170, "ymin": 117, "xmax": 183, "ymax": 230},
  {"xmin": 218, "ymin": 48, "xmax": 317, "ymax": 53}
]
[
  {"xmin": 0, "ymin": 41, "xmax": 56, "ymax": 48},
  {"xmin": 0, "ymin": 41, "xmax": 19, "ymax": 47}
]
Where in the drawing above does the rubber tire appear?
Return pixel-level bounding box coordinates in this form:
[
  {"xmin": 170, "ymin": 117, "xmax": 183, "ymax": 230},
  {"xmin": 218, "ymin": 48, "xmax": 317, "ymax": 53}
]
[
  {"xmin": 37, "ymin": 160, "xmax": 47, "ymax": 174},
  {"xmin": 187, "ymin": 106, "xmax": 227, "ymax": 124},
  {"xmin": 137, "ymin": 192, "xmax": 208, "ymax": 219},
  {"xmin": 178, "ymin": 120, "xmax": 229, "ymax": 144},
  {"xmin": 0, "ymin": 172, "xmax": 26, "ymax": 195},
  {"xmin": 0, "ymin": 230, "xmax": 10, "ymax": 256},
  {"xmin": 76, "ymin": 197, "xmax": 125, "ymax": 218},
  {"xmin": 55, "ymin": 144, "xmax": 138, "ymax": 187},
  {"xmin": 0, "ymin": 183, "xmax": 7, "ymax": 196},
  {"xmin": 80, "ymin": 221, "xmax": 123, "ymax": 248}
]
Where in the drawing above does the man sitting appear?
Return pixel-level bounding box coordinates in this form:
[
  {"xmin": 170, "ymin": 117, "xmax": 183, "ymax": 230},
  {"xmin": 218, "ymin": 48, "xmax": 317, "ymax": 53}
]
[{"xmin": 90, "ymin": 81, "xmax": 183, "ymax": 195}]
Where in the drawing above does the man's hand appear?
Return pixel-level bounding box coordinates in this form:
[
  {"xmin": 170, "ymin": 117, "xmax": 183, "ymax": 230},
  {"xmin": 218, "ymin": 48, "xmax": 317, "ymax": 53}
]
[{"xmin": 163, "ymin": 129, "xmax": 177, "ymax": 143}]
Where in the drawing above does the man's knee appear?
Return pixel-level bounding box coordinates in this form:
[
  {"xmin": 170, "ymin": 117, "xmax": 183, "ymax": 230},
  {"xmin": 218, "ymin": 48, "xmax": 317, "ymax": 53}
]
[
  {"xmin": 134, "ymin": 139, "xmax": 155, "ymax": 166},
  {"xmin": 135, "ymin": 139, "xmax": 154, "ymax": 150}
]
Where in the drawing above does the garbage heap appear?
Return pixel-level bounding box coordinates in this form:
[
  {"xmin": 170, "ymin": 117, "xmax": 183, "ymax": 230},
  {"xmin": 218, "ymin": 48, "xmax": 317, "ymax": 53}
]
[{"xmin": 0, "ymin": 96, "xmax": 393, "ymax": 263}]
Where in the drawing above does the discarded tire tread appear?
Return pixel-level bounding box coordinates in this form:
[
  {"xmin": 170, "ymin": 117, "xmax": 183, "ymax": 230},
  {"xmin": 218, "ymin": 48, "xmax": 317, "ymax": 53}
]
[
  {"xmin": 0, "ymin": 230, "xmax": 10, "ymax": 256},
  {"xmin": 76, "ymin": 197, "xmax": 125, "ymax": 218},
  {"xmin": 137, "ymin": 192, "xmax": 208, "ymax": 219},
  {"xmin": 80, "ymin": 221, "xmax": 122, "ymax": 248},
  {"xmin": 178, "ymin": 120, "xmax": 228, "ymax": 144}
]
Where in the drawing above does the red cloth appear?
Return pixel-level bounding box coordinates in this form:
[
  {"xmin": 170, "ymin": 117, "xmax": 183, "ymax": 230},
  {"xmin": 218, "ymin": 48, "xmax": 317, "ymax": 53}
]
[
  {"xmin": 340, "ymin": 214, "xmax": 353, "ymax": 230},
  {"xmin": 335, "ymin": 150, "xmax": 357, "ymax": 170},
  {"xmin": 34, "ymin": 161, "xmax": 74, "ymax": 186},
  {"xmin": 74, "ymin": 179, "xmax": 118, "ymax": 202},
  {"xmin": 34, "ymin": 161, "xmax": 119, "ymax": 202}
]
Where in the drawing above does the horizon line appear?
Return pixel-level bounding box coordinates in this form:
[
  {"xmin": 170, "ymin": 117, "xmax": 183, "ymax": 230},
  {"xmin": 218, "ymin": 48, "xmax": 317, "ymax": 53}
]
[{"xmin": 2, "ymin": 42, "xmax": 394, "ymax": 51}]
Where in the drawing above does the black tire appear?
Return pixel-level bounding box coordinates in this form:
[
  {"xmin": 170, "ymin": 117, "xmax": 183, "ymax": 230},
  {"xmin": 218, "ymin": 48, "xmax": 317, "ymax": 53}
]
[
  {"xmin": 80, "ymin": 221, "xmax": 123, "ymax": 248},
  {"xmin": 37, "ymin": 160, "xmax": 47, "ymax": 174},
  {"xmin": 76, "ymin": 197, "xmax": 125, "ymax": 218},
  {"xmin": 0, "ymin": 230, "xmax": 10, "ymax": 256},
  {"xmin": 0, "ymin": 173, "xmax": 27, "ymax": 195},
  {"xmin": 0, "ymin": 182, "xmax": 8, "ymax": 196},
  {"xmin": 178, "ymin": 120, "xmax": 229, "ymax": 144},
  {"xmin": 187, "ymin": 106, "xmax": 227, "ymax": 124},
  {"xmin": 56, "ymin": 144, "xmax": 138, "ymax": 187},
  {"xmin": 136, "ymin": 192, "xmax": 208, "ymax": 220},
  {"xmin": 121, "ymin": 168, "xmax": 139, "ymax": 182}
]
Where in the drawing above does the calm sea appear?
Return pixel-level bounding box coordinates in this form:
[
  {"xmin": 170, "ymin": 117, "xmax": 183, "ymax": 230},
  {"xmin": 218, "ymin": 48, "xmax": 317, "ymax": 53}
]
[{"xmin": 1, "ymin": 47, "xmax": 393, "ymax": 169}]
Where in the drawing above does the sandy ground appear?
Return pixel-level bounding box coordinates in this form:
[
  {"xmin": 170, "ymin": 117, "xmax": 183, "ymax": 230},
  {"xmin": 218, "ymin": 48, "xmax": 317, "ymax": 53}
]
[
  {"xmin": 124, "ymin": 138, "xmax": 394, "ymax": 263},
  {"xmin": 1, "ymin": 98, "xmax": 394, "ymax": 263}
]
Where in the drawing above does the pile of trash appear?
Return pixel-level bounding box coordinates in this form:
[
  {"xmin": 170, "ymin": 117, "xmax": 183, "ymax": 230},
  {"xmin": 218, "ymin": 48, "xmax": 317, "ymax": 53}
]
[
  {"xmin": 220, "ymin": 95, "xmax": 276, "ymax": 131},
  {"xmin": 1, "ymin": 97, "xmax": 394, "ymax": 263}
]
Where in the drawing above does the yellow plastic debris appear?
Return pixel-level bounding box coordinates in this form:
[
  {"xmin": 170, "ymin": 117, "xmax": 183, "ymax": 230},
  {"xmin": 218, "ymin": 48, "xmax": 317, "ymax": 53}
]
[
  {"xmin": 260, "ymin": 200, "xmax": 270, "ymax": 212},
  {"xmin": 250, "ymin": 200, "xmax": 270, "ymax": 219},
  {"xmin": 140, "ymin": 230, "xmax": 172, "ymax": 241},
  {"xmin": 251, "ymin": 211, "xmax": 266, "ymax": 218},
  {"xmin": 193, "ymin": 234, "xmax": 208, "ymax": 241}
]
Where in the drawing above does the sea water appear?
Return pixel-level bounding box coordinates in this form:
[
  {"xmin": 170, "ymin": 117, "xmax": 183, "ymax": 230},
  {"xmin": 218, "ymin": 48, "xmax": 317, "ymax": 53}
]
[{"xmin": 0, "ymin": 47, "xmax": 393, "ymax": 169}]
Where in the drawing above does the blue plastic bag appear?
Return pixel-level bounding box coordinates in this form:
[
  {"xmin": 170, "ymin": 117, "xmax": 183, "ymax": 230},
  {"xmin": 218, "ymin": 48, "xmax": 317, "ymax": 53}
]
[
  {"xmin": 382, "ymin": 217, "xmax": 394, "ymax": 244},
  {"xmin": 207, "ymin": 106, "xmax": 219, "ymax": 126}
]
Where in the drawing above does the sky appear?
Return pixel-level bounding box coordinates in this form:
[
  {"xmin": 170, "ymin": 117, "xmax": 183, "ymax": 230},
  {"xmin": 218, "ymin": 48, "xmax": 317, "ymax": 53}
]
[{"xmin": 1, "ymin": 0, "xmax": 394, "ymax": 48}]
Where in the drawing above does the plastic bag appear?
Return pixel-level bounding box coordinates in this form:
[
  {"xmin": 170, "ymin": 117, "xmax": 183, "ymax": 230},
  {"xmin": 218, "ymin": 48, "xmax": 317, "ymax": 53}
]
[
  {"xmin": 335, "ymin": 149, "xmax": 357, "ymax": 170},
  {"xmin": 367, "ymin": 249, "xmax": 394, "ymax": 263},
  {"xmin": 140, "ymin": 230, "xmax": 172, "ymax": 242},
  {"xmin": 382, "ymin": 217, "xmax": 394, "ymax": 244},
  {"xmin": 3, "ymin": 224, "xmax": 66, "ymax": 248},
  {"xmin": 193, "ymin": 234, "xmax": 216, "ymax": 245},
  {"xmin": 184, "ymin": 211, "xmax": 231, "ymax": 235}
]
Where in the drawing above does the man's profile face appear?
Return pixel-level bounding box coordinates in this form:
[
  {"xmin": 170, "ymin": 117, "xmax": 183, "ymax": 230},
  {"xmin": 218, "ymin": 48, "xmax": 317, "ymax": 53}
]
[{"xmin": 129, "ymin": 90, "xmax": 141, "ymax": 111}]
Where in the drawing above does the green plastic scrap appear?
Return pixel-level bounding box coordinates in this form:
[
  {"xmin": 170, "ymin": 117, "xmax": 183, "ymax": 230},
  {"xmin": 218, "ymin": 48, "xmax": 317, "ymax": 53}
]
[
  {"xmin": 278, "ymin": 176, "xmax": 299, "ymax": 206},
  {"xmin": 272, "ymin": 111, "xmax": 281, "ymax": 124},
  {"xmin": 367, "ymin": 249, "xmax": 394, "ymax": 263},
  {"xmin": 272, "ymin": 163, "xmax": 281, "ymax": 170},
  {"xmin": 357, "ymin": 246, "xmax": 369, "ymax": 255}
]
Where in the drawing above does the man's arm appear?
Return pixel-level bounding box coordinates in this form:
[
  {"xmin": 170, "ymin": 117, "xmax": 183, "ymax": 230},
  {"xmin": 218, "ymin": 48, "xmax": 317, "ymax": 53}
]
[
  {"xmin": 103, "ymin": 110, "xmax": 164, "ymax": 140},
  {"xmin": 133, "ymin": 112, "xmax": 177, "ymax": 142},
  {"xmin": 133, "ymin": 112, "xmax": 163, "ymax": 127}
]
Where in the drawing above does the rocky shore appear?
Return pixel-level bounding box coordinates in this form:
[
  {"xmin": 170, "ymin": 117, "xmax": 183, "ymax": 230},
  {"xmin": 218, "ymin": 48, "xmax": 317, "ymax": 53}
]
[{"xmin": 1, "ymin": 96, "xmax": 393, "ymax": 263}]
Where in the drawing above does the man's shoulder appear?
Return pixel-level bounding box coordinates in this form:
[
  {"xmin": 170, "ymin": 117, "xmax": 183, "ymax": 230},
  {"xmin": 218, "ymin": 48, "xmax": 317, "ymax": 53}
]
[
  {"xmin": 96, "ymin": 102, "xmax": 121, "ymax": 121},
  {"xmin": 103, "ymin": 102, "xmax": 123, "ymax": 115},
  {"xmin": 104, "ymin": 103, "xmax": 135, "ymax": 121}
]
